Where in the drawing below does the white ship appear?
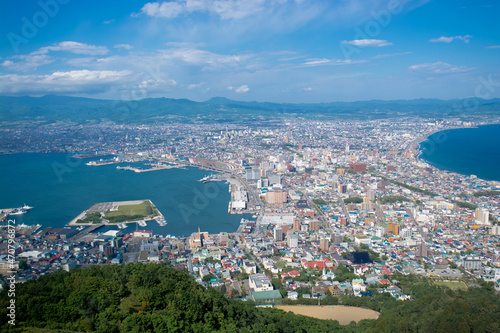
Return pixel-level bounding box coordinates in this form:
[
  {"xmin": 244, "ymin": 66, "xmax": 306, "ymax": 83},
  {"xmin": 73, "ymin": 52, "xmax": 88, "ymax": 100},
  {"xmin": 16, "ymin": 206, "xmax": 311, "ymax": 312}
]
[
  {"xmin": 199, "ymin": 174, "xmax": 217, "ymax": 183},
  {"xmin": 9, "ymin": 209, "xmax": 27, "ymax": 215},
  {"xmin": 138, "ymin": 220, "xmax": 147, "ymax": 227},
  {"xmin": 199, "ymin": 175, "xmax": 210, "ymax": 182},
  {"xmin": 155, "ymin": 217, "xmax": 167, "ymax": 226},
  {"xmin": 22, "ymin": 204, "xmax": 34, "ymax": 210}
]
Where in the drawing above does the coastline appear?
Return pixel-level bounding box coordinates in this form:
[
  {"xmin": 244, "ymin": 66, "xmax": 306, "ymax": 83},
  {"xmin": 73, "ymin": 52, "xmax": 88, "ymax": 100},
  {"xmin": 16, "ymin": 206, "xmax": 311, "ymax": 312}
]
[
  {"xmin": 416, "ymin": 122, "xmax": 500, "ymax": 182},
  {"xmin": 0, "ymin": 153, "xmax": 253, "ymax": 236}
]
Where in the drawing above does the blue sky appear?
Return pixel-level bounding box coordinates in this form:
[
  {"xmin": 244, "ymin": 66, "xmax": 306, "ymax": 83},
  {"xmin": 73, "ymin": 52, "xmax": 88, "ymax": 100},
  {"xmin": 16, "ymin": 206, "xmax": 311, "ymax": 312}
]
[{"xmin": 0, "ymin": 0, "xmax": 499, "ymax": 102}]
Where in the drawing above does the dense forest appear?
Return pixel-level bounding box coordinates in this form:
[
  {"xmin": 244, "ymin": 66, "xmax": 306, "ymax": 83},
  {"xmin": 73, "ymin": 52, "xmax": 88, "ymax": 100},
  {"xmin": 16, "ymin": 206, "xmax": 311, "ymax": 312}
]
[
  {"xmin": 341, "ymin": 273, "xmax": 500, "ymax": 332},
  {"xmin": 0, "ymin": 264, "xmax": 355, "ymax": 332},
  {"xmin": 1, "ymin": 264, "xmax": 499, "ymax": 332}
]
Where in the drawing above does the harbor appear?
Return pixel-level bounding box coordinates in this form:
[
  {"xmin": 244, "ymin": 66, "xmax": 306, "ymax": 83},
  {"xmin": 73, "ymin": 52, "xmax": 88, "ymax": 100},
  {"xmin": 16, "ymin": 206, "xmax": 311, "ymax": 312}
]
[
  {"xmin": 0, "ymin": 153, "xmax": 251, "ymax": 237},
  {"xmin": 71, "ymin": 152, "xmax": 113, "ymax": 159},
  {"xmin": 116, "ymin": 163, "xmax": 187, "ymax": 173},
  {"xmin": 86, "ymin": 156, "xmax": 121, "ymax": 166},
  {"xmin": 1, "ymin": 204, "xmax": 34, "ymax": 221}
]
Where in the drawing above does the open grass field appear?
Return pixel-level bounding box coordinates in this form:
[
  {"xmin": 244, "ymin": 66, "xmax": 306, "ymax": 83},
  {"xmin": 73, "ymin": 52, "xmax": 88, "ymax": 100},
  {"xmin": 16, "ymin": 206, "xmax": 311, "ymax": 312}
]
[
  {"xmin": 104, "ymin": 201, "xmax": 156, "ymax": 223},
  {"xmin": 105, "ymin": 201, "xmax": 152, "ymax": 219},
  {"xmin": 434, "ymin": 281, "xmax": 468, "ymax": 290},
  {"xmin": 73, "ymin": 200, "xmax": 160, "ymax": 225},
  {"xmin": 276, "ymin": 261, "xmax": 286, "ymax": 268}
]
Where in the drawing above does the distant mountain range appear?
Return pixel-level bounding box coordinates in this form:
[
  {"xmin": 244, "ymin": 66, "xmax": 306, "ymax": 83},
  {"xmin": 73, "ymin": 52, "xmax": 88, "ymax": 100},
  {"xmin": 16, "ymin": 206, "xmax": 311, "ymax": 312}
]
[{"xmin": 1, "ymin": 95, "xmax": 499, "ymax": 125}]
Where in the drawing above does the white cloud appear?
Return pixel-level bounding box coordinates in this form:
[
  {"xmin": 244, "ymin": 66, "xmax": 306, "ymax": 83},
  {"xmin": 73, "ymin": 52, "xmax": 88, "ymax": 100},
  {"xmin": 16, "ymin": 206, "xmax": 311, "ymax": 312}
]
[
  {"xmin": 139, "ymin": 0, "xmax": 270, "ymax": 20},
  {"xmin": 47, "ymin": 70, "xmax": 128, "ymax": 81},
  {"xmin": 0, "ymin": 70, "xmax": 131, "ymax": 94},
  {"xmin": 103, "ymin": 19, "xmax": 116, "ymax": 24},
  {"xmin": 2, "ymin": 42, "xmax": 110, "ymax": 72},
  {"xmin": 1, "ymin": 43, "xmax": 255, "ymax": 96},
  {"xmin": 370, "ymin": 52, "xmax": 412, "ymax": 59},
  {"xmin": 303, "ymin": 58, "xmax": 367, "ymax": 66},
  {"xmin": 134, "ymin": 1, "xmax": 423, "ymax": 55},
  {"xmin": 486, "ymin": 45, "xmax": 500, "ymax": 49},
  {"xmin": 114, "ymin": 44, "xmax": 134, "ymax": 50},
  {"xmin": 235, "ymin": 85, "xmax": 249, "ymax": 93},
  {"xmin": 140, "ymin": 1, "xmax": 184, "ymax": 18},
  {"xmin": 158, "ymin": 46, "xmax": 253, "ymax": 71},
  {"xmin": 228, "ymin": 84, "xmax": 249, "ymax": 93},
  {"xmin": 304, "ymin": 58, "xmax": 331, "ymax": 66},
  {"xmin": 33, "ymin": 41, "xmax": 109, "ymax": 55},
  {"xmin": 341, "ymin": 39, "xmax": 393, "ymax": 47},
  {"xmin": 166, "ymin": 42, "xmax": 206, "ymax": 48},
  {"xmin": 303, "ymin": 87, "xmax": 312, "ymax": 91},
  {"xmin": 2, "ymin": 54, "xmax": 54, "ymax": 72},
  {"xmin": 409, "ymin": 62, "xmax": 473, "ymax": 74},
  {"xmin": 429, "ymin": 36, "xmax": 453, "ymax": 43},
  {"xmin": 188, "ymin": 82, "xmax": 206, "ymax": 89},
  {"xmin": 278, "ymin": 55, "xmax": 305, "ymax": 62},
  {"xmin": 138, "ymin": 78, "xmax": 177, "ymax": 89},
  {"xmin": 429, "ymin": 35, "xmax": 472, "ymax": 43}
]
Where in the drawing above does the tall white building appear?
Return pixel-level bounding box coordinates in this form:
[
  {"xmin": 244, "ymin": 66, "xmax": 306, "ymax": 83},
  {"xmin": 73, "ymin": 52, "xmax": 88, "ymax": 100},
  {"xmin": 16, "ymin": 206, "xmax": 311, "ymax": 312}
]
[
  {"xmin": 490, "ymin": 225, "xmax": 500, "ymax": 236},
  {"xmin": 288, "ymin": 234, "xmax": 298, "ymax": 248},
  {"xmin": 475, "ymin": 208, "xmax": 490, "ymax": 226},
  {"xmin": 400, "ymin": 228, "xmax": 412, "ymax": 239},
  {"xmin": 274, "ymin": 226, "xmax": 283, "ymax": 241}
]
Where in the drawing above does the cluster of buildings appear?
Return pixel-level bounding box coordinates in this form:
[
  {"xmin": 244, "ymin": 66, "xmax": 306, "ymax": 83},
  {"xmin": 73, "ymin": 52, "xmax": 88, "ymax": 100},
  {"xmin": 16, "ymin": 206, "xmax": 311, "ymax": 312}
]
[{"xmin": 2, "ymin": 116, "xmax": 500, "ymax": 302}]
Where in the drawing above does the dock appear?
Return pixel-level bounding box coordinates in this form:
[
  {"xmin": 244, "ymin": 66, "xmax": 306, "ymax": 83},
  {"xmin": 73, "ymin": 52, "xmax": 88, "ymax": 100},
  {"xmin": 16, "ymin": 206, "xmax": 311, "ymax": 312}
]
[
  {"xmin": 73, "ymin": 223, "xmax": 105, "ymax": 240},
  {"xmin": 116, "ymin": 164, "xmax": 187, "ymax": 173}
]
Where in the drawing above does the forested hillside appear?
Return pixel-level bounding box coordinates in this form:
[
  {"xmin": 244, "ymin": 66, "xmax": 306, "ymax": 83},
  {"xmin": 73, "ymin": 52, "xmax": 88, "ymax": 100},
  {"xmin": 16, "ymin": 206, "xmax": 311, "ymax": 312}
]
[
  {"xmin": 1, "ymin": 264, "xmax": 499, "ymax": 332},
  {"xmin": 2, "ymin": 95, "xmax": 499, "ymax": 125},
  {"xmin": 0, "ymin": 264, "xmax": 351, "ymax": 332}
]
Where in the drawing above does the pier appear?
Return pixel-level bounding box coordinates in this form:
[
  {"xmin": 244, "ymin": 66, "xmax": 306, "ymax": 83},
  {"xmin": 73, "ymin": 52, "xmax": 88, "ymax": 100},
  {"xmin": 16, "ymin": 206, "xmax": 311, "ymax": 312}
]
[
  {"xmin": 73, "ymin": 223, "xmax": 105, "ymax": 240},
  {"xmin": 116, "ymin": 164, "xmax": 187, "ymax": 173}
]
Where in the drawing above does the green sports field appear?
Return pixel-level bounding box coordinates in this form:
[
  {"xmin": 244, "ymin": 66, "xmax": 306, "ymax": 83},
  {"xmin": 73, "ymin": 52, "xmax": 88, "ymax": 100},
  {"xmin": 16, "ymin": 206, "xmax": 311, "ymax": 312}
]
[{"xmin": 434, "ymin": 281, "xmax": 468, "ymax": 290}]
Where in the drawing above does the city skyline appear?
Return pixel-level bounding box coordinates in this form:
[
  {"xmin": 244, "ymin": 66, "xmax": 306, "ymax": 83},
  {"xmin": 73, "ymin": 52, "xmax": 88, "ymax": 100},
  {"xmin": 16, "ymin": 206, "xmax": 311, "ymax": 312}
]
[{"xmin": 1, "ymin": 0, "xmax": 499, "ymax": 102}]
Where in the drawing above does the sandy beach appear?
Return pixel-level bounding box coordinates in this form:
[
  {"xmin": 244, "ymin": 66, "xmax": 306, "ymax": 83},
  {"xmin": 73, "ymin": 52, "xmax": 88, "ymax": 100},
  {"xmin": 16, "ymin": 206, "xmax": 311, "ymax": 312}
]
[{"xmin": 274, "ymin": 305, "xmax": 379, "ymax": 325}]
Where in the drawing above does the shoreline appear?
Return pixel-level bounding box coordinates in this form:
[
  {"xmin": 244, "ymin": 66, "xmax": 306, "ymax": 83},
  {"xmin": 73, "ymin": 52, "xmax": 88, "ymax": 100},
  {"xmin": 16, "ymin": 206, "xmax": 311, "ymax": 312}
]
[
  {"xmin": 415, "ymin": 122, "xmax": 500, "ymax": 182},
  {"xmin": 0, "ymin": 153, "xmax": 254, "ymax": 236},
  {"xmin": 415, "ymin": 121, "xmax": 500, "ymax": 151}
]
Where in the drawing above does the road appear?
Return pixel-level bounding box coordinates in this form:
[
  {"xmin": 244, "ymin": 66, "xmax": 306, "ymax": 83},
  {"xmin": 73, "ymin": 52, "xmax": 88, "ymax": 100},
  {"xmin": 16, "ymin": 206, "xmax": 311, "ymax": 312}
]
[
  {"xmin": 335, "ymin": 193, "xmax": 351, "ymax": 225},
  {"xmin": 406, "ymin": 207, "xmax": 429, "ymax": 242},
  {"xmin": 183, "ymin": 157, "xmax": 266, "ymax": 235},
  {"xmin": 374, "ymin": 203, "xmax": 385, "ymax": 224},
  {"xmin": 288, "ymin": 184, "xmax": 332, "ymax": 232}
]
